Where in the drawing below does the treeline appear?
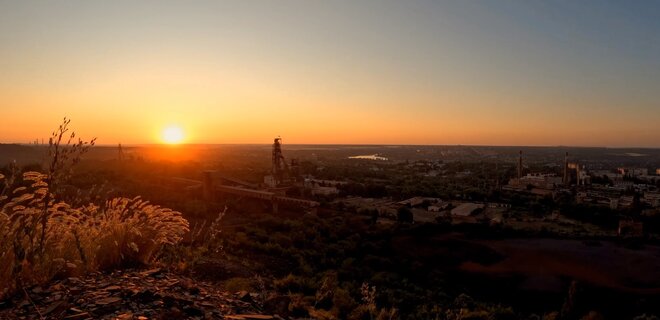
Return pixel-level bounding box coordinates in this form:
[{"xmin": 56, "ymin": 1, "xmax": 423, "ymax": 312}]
[{"xmin": 217, "ymin": 210, "xmax": 546, "ymax": 319}]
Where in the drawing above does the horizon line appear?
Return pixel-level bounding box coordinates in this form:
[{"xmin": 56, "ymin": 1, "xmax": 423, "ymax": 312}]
[{"xmin": 4, "ymin": 142, "xmax": 660, "ymax": 150}]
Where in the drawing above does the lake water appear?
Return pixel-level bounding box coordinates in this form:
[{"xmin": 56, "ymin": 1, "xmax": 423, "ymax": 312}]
[{"xmin": 348, "ymin": 154, "xmax": 388, "ymax": 160}]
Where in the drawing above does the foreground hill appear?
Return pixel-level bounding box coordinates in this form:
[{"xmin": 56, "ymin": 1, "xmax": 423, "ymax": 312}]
[{"xmin": 0, "ymin": 268, "xmax": 279, "ymax": 320}]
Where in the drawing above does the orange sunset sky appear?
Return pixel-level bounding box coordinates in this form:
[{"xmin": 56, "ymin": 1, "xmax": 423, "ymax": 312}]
[{"xmin": 1, "ymin": 1, "xmax": 659, "ymax": 147}]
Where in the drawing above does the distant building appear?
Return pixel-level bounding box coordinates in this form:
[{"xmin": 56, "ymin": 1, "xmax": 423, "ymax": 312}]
[
  {"xmin": 612, "ymin": 180, "xmax": 633, "ymax": 191},
  {"xmin": 576, "ymin": 166, "xmax": 590, "ymax": 185},
  {"xmin": 619, "ymin": 195, "xmax": 635, "ymax": 208},
  {"xmin": 507, "ymin": 173, "xmax": 562, "ymax": 190},
  {"xmin": 304, "ymin": 178, "xmax": 343, "ymax": 196},
  {"xmin": 311, "ymin": 186, "xmax": 339, "ymax": 196},
  {"xmin": 590, "ymin": 170, "xmax": 623, "ymax": 181},
  {"xmin": 563, "ymin": 162, "xmax": 591, "ymax": 185},
  {"xmin": 505, "ymin": 151, "xmax": 562, "ymax": 193},
  {"xmin": 428, "ymin": 202, "xmax": 449, "ymax": 212},
  {"xmin": 451, "ymin": 203, "xmax": 484, "ymax": 217},
  {"xmin": 643, "ymin": 192, "xmax": 660, "ymax": 207},
  {"xmin": 575, "ymin": 189, "xmax": 624, "ymax": 209},
  {"xmin": 398, "ymin": 197, "xmax": 426, "ymax": 207},
  {"xmin": 609, "ymin": 198, "xmax": 619, "ymax": 210},
  {"xmin": 618, "ymin": 167, "xmax": 648, "ymax": 177},
  {"xmin": 618, "ymin": 219, "xmax": 643, "ymax": 237},
  {"xmin": 398, "ymin": 197, "xmax": 443, "ymax": 208},
  {"xmin": 487, "ymin": 202, "xmax": 511, "ymax": 208},
  {"xmin": 636, "ymin": 175, "xmax": 660, "ymax": 183},
  {"xmin": 303, "ymin": 178, "xmax": 348, "ymax": 187},
  {"xmin": 264, "ymin": 175, "xmax": 277, "ymax": 188},
  {"xmin": 425, "ymin": 170, "xmax": 440, "ymax": 177}
]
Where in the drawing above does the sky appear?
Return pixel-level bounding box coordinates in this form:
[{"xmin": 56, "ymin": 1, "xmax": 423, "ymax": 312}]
[{"xmin": 1, "ymin": 0, "xmax": 659, "ymax": 147}]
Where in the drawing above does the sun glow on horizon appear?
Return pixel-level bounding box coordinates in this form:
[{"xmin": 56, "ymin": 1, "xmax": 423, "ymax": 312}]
[{"xmin": 162, "ymin": 125, "xmax": 185, "ymax": 144}]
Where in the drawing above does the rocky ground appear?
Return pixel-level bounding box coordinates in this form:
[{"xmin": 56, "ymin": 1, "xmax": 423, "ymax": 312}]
[{"xmin": 0, "ymin": 268, "xmax": 288, "ymax": 320}]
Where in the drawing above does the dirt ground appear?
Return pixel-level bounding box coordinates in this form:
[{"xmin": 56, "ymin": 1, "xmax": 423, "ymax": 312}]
[{"xmin": 460, "ymin": 238, "xmax": 660, "ymax": 294}]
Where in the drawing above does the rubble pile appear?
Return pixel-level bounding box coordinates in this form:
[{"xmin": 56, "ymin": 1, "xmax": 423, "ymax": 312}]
[{"xmin": 0, "ymin": 268, "xmax": 281, "ymax": 320}]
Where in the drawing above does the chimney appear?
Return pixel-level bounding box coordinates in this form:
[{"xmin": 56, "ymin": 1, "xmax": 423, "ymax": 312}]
[
  {"xmin": 518, "ymin": 150, "xmax": 523, "ymax": 180},
  {"xmin": 563, "ymin": 152, "xmax": 569, "ymax": 185}
]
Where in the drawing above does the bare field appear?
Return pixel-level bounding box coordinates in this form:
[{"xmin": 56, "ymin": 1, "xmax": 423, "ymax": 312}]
[{"xmin": 461, "ymin": 238, "xmax": 660, "ymax": 294}]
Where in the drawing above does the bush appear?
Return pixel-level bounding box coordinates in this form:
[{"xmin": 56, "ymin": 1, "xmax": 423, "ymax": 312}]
[
  {"xmin": 86, "ymin": 196, "xmax": 190, "ymax": 270},
  {"xmin": 224, "ymin": 277, "xmax": 254, "ymax": 292},
  {"xmin": 332, "ymin": 287, "xmax": 358, "ymax": 319},
  {"xmin": 0, "ymin": 119, "xmax": 189, "ymax": 299},
  {"xmin": 0, "ymin": 171, "xmax": 189, "ymax": 298},
  {"xmin": 274, "ymin": 274, "xmax": 319, "ymax": 296}
]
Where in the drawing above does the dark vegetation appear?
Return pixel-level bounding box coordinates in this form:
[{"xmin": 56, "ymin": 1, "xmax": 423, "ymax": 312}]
[
  {"xmin": 219, "ymin": 210, "xmax": 514, "ymax": 319},
  {"xmin": 214, "ymin": 207, "xmax": 660, "ymax": 319},
  {"xmin": 0, "ymin": 120, "xmax": 189, "ymax": 301},
  {"xmin": 3, "ymin": 126, "xmax": 660, "ymax": 319}
]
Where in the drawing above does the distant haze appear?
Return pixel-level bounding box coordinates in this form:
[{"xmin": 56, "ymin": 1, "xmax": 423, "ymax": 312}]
[{"xmin": 1, "ymin": 1, "xmax": 659, "ymax": 147}]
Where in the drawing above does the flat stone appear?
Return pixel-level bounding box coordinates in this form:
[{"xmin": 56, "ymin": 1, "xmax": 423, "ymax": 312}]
[
  {"xmin": 63, "ymin": 312, "xmax": 91, "ymax": 320},
  {"xmin": 96, "ymin": 297, "xmax": 122, "ymax": 306},
  {"xmin": 140, "ymin": 268, "xmax": 162, "ymax": 277},
  {"xmin": 51, "ymin": 283, "xmax": 65, "ymax": 291},
  {"xmin": 226, "ymin": 315, "xmax": 274, "ymax": 320},
  {"xmin": 115, "ymin": 312, "xmax": 133, "ymax": 319},
  {"xmin": 67, "ymin": 277, "xmax": 82, "ymax": 284},
  {"xmin": 0, "ymin": 268, "xmax": 272, "ymax": 319},
  {"xmin": 42, "ymin": 300, "xmax": 66, "ymax": 315},
  {"xmin": 67, "ymin": 307, "xmax": 84, "ymax": 313},
  {"xmin": 104, "ymin": 285, "xmax": 122, "ymax": 292}
]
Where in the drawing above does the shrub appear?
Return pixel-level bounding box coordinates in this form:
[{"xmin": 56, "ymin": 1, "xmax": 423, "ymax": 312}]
[
  {"xmin": 85, "ymin": 196, "xmax": 190, "ymax": 270},
  {"xmin": 224, "ymin": 277, "xmax": 254, "ymax": 292},
  {"xmin": 331, "ymin": 287, "xmax": 357, "ymax": 319},
  {"xmin": 0, "ymin": 119, "xmax": 189, "ymax": 299},
  {"xmin": 0, "ymin": 171, "xmax": 189, "ymax": 298},
  {"xmin": 274, "ymin": 274, "xmax": 317, "ymax": 295}
]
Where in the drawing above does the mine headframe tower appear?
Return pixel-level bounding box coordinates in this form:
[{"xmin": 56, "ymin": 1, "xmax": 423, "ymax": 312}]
[{"xmin": 272, "ymin": 137, "xmax": 290, "ymax": 186}]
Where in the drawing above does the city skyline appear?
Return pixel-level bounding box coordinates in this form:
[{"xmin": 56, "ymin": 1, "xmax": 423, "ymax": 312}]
[{"xmin": 1, "ymin": 1, "xmax": 659, "ymax": 147}]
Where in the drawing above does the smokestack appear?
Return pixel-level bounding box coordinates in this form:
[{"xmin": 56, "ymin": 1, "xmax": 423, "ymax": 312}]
[
  {"xmin": 563, "ymin": 152, "xmax": 569, "ymax": 185},
  {"xmin": 576, "ymin": 165, "xmax": 581, "ymax": 186},
  {"xmin": 518, "ymin": 150, "xmax": 522, "ymax": 180}
]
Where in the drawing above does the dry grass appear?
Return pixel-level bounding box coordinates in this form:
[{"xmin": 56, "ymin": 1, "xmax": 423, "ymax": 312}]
[
  {"xmin": 0, "ymin": 119, "xmax": 190, "ymax": 299},
  {"xmin": 0, "ymin": 171, "xmax": 189, "ymax": 299}
]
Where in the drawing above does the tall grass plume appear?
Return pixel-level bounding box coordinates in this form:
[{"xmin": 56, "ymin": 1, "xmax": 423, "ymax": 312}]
[{"xmin": 0, "ymin": 119, "xmax": 190, "ymax": 299}]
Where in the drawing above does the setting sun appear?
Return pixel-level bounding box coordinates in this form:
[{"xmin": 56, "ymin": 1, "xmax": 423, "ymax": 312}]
[{"xmin": 162, "ymin": 126, "xmax": 184, "ymax": 144}]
